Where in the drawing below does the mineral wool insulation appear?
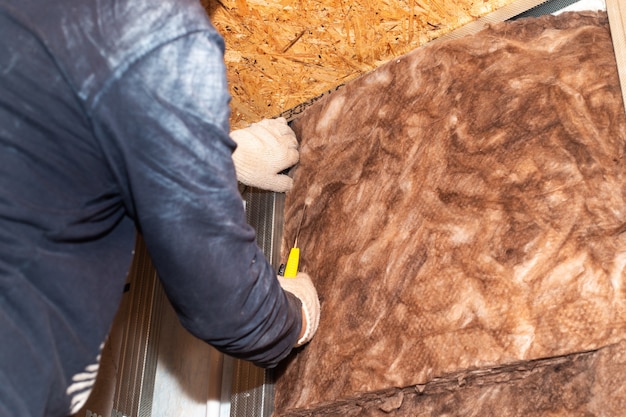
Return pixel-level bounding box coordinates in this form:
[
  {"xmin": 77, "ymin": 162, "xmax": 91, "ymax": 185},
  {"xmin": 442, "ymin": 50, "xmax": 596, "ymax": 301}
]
[{"xmin": 274, "ymin": 11, "xmax": 626, "ymax": 417}]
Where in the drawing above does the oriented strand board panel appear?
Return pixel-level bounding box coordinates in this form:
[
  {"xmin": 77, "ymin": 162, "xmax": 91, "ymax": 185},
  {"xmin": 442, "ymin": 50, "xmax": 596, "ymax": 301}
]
[
  {"xmin": 275, "ymin": 11, "xmax": 626, "ymax": 416},
  {"xmin": 202, "ymin": 0, "xmax": 518, "ymax": 128}
]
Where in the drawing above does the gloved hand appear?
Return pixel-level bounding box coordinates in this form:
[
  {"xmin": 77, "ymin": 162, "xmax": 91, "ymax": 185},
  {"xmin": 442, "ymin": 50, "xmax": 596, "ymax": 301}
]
[
  {"xmin": 230, "ymin": 117, "xmax": 299, "ymax": 192},
  {"xmin": 277, "ymin": 272, "xmax": 320, "ymax": 347}
]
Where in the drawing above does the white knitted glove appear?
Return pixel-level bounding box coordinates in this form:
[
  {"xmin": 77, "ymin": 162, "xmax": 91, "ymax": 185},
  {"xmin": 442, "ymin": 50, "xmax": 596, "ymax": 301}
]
[
  {"xmin": 277, "ymin": 272, "xmax": 320, "ymax": 347},
  {"xmin": 230, "ymin": 118, "xmax": 299, "ymax": 192}
]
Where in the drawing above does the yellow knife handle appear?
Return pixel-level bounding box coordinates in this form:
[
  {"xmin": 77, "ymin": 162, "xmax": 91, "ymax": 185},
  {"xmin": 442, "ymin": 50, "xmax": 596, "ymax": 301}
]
[{"xmin": 283, "ymin": 247, "xmax": 300, "ymax": 278}]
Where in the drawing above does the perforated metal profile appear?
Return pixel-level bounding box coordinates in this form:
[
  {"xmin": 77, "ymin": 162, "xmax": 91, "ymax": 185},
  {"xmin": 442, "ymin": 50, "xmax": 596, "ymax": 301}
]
[
  {"xmin": 113, "ymin": 236, "xmax": 164, "ymax": 417},
  {"xmin": 242, "ymin": 186, "xmax": 285, "ymax": 268},
  {"xmin": 512, "ymin": 0, "xmax": 580, "ymax": 19},
  {"xmin": 228, "ymin": 187, "xmax": 285, "ymax": 417}
]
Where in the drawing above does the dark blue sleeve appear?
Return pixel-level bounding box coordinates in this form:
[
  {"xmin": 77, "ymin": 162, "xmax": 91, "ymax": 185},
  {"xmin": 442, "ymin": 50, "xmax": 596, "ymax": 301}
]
[{"xmin": 90, "ymin": 31, "xmax": 301, "ymax": 368}]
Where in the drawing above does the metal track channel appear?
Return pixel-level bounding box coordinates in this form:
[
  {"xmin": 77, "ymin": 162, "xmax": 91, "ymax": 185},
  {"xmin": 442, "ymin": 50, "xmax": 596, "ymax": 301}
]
[{"xmin": 229, "ymin": 187, "xmax": 284, "ymax": 417}]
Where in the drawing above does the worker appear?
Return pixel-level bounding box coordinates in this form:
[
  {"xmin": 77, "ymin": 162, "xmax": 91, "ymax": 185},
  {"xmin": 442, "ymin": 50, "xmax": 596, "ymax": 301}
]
[{"xmin": 0, "ymin": 0, "xmax": 321, "ymax": 415}]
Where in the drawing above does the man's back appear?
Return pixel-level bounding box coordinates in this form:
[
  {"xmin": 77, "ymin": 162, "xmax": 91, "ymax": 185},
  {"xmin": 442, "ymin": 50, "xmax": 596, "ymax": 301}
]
[{"xmin": 0, "ymin": 1, "xmax": 218, "ymax": 414}]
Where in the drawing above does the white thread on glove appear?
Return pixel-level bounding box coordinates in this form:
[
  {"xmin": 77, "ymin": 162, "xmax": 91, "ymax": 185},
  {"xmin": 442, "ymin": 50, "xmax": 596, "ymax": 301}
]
[
  {"xmin": 277, "ymin": 272, "xmax": 320, "ymax": 347},
  {"xmin": 230, "ymin": 117, "xmax": 299, "ymax": 192}
]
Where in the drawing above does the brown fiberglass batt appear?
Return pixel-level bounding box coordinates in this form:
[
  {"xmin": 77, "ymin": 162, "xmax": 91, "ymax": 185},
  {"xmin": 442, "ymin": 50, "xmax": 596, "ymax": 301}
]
[{"xmin": 274, "ymin": 11, "xmax": 626, "ymax": 417}]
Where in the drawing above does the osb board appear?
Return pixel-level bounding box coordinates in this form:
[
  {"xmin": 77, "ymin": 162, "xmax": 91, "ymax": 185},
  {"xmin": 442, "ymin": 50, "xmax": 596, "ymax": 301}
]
[{"xmin": 201, "ymin": 0, "xmax": 517, "ymax": 128}]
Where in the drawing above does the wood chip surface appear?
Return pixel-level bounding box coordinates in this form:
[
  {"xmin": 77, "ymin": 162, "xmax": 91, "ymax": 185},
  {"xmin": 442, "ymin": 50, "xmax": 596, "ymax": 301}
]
[{"xmin": 202, "ymin": 0, "xmax": 517, "ymax": 128}]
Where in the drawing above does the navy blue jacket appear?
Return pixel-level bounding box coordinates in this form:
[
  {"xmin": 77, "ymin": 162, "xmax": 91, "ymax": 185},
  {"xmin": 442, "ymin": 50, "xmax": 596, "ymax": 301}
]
[{"xmin": 0, "ymin": 0, "xmax": 301, "ymax": 415}]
